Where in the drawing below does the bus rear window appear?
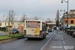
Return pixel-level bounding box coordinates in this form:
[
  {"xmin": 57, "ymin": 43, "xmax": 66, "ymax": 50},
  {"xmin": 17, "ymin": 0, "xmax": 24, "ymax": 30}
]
[{"xmin": 26, "ymin": 21, "xmax": 40, "ymax": 28}]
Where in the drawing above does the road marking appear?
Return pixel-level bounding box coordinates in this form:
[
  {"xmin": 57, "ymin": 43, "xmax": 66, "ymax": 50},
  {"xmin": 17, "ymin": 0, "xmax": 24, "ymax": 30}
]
[
  {"xmin": 61, "ymin": 35, "xmax": 66, "ymax": 45},
  {"xmin": 40, "ymin": 35, "xmax": 54, "ymax": 50},
  {"xmin": 61, "ymin": 35, "xmax": 63, "ymax": 41},
  {"xmin": 63, "ymin": 41, "xmax": 66, "ymax": 45},
  {"xmin": 64, "ymin": 46, "xmax": 68, "ymax": 50},
  {"xmin": 49, "ymin": 32, "xmax": 56, "ymax": 34},
  {"xmin": 61, "ymin": 35, "xmax": 68, "ymax": 50}
]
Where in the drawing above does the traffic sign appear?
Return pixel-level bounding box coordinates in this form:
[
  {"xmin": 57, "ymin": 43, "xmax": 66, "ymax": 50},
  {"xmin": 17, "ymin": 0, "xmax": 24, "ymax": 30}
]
[{"xmin": 66, "ymin": 23, "xmax": 69, "ymax": 27}]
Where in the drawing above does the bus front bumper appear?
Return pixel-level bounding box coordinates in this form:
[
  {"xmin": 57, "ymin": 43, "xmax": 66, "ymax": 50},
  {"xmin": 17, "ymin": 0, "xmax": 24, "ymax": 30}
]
[{"xmin": 24, "ymin": 35, "xmax": 43, "ymax": 38}]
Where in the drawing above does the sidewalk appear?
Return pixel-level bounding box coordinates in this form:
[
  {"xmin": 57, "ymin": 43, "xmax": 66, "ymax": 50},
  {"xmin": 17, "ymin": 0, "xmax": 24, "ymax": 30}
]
[
  {"xmin": 0, "ymin": 32, "xmax": 7, "ymax": 35},
  {"xmin": 0, "ymin": 31, "xmax": 7, "ymax": 33},
  {"xmin": 58, "ymin": 31, "xmax": 75, "ymax": 48},
  {"xmin": 44, "ymin": 31, "xmax": 75, "ymax": 50}
]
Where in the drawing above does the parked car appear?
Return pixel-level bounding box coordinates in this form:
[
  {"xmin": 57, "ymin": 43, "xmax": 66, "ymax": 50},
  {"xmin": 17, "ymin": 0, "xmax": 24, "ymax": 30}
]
[
  {"xmin": 48, "ymin": 28, "xmax": 54, "ymax": 32},
  {"xmin": 72, "ymin": 32, "xmax": 75, "ymax": 37},
  {"xmin": 70, "ymin": 26, "xmax": 75, "ymax": 29},
  {"xmin": 12, "ymin": 29, "xmax": 19, "ymax": 34},
  {"xmin": 53, "ymin": 27, "xmax": 56, "ymax": 30}
]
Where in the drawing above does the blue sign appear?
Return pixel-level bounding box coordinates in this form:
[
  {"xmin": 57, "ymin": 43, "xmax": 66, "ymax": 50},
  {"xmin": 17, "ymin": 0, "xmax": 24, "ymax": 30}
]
[
  {"xmin": 66, "ymin": 23, "xmax": 69, "ymax": 27},
  {"xmin": 63, "ymin": 26, "xmax": 65, "ymax": 28}
]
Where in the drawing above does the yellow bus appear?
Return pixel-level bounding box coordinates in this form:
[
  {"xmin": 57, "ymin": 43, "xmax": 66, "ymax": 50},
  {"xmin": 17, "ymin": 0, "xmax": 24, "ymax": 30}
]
[{"xmin": 24, "ymin": 20, "xmax": 47, "ymax": 39}]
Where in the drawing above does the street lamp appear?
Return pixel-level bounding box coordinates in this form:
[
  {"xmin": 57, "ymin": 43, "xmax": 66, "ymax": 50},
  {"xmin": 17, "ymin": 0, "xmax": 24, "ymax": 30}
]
[{"xmin": 61, "ymin": 0, "xmax": 69, "ymax": 34}]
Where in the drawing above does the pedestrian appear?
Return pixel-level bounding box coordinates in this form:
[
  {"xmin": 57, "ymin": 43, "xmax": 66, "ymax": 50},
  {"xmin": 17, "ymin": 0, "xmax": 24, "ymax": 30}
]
[{"xmin": 63, "ymin": 26, "xmax": 65, "ymax": 32}]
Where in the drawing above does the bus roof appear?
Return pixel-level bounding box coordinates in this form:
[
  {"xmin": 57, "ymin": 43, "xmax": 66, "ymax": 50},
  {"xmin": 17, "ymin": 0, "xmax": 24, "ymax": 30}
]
[{"xmin": 25, "ymin": 20, "xmax": 46, "ymax": 23}]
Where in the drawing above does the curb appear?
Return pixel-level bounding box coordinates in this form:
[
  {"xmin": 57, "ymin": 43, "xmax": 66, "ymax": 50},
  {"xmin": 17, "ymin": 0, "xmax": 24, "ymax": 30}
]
[
  {"xmin": 40, "ymin": 35, "xmax": 55, "ymax": 50},
  {"xmin": 0, "ymin": 38, "xmax": 17, "ymax": 44},
  {"xmin": 0, "ymin": 36, "xmax": 24, "ymax": 44}
]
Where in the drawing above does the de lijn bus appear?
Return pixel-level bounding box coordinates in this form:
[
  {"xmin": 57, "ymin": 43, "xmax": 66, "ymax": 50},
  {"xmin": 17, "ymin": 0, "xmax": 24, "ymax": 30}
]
[{"xmin": 24, "ymin": 20, "xmax": 47, "ymax": 39}]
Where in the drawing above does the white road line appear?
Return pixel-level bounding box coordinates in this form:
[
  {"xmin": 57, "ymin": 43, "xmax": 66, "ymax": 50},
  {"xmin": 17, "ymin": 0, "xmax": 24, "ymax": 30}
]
[
  {"xmin": 63, "ymin": 41, "xmax": 66, "ymax": 45},
  {"xmin": 61, "ymin": 35, "xmax": 68, "ymax": 50},
  {"xmin": 61, "ymin": 35, "xmax": 63, "ymax": 41},
  {"xmin": 40, "ymin": 35, "xmax": 54, "ymax": 50},
  {"xmin": 64, "ymin": 46, "xmax": 68, "ymax": 50},
  {"xmin": 61, "ymin": 35, "xmax": 66, "ymax": 45},
  {"xmin": 49, "ymin": 32, "xmax": 56, "ymax": 34}
]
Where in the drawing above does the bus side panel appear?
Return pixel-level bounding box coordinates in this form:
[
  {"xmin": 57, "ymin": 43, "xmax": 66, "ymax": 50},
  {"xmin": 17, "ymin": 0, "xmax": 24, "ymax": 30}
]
[{"xmin": 40, "ymin": 22, "xmax": 47, "ymax": 38}]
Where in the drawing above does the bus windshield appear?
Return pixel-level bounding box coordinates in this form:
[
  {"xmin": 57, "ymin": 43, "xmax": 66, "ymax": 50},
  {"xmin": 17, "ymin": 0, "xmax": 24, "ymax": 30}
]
[{"xmin": 26, "ymin": 21, "xmax": 40, "ymax": 28}]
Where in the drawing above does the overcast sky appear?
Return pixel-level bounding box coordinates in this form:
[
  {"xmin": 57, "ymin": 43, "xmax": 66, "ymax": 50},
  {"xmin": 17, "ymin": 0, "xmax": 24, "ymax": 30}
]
[{"xmin": 0, "ymin": 0, "xmax": 75, "ymax": 21}]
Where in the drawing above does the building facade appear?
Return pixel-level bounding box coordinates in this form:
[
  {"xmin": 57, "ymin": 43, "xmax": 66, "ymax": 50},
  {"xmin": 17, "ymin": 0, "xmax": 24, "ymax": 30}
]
[
  {"xmin": 0, "ymin": 21, "xmax": 24, "ymax": 29},
  {"xmin": 62, "ymin": 10, "xmax": 75, "ymax": 27}
]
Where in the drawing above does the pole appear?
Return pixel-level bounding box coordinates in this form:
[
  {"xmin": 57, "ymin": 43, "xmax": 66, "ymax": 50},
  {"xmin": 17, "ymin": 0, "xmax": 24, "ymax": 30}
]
[
  {"xmin": 67, "ymin": 0, "xmax": 69, "ymax": 34},
  {"xmin": 8, "ymin": 11, "xmax": 11, "ymax": 36},
  {"xmin": 24, "ymin": 15, "xmax": 26, "ymax": 34},
  {"xmin": 5, "ymin": 19, "xmax": 7, "ymax": 35},
  {"xmin": 14, "ymin": 25, "xmax": 15, "ymax": 37}
]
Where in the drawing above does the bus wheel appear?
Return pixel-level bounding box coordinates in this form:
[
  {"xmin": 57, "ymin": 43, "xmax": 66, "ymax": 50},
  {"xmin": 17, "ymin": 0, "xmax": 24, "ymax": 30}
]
[{"xmin": 43, "ymin": 35, "xmax": 46, "ymax": 39}]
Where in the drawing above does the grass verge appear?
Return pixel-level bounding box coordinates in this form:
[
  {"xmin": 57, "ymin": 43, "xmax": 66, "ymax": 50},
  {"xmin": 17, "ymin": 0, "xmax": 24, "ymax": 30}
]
[
  {"xmin": 0, "ymin": 33, "xmax": 24, "ymax": 40},
  {"xmin": 11, "ymin": 34, "xmax": 24, "ymax": 37},
  {"xmin": 0, "ymin": 35, "xmax": 12, "ymax": 40}
]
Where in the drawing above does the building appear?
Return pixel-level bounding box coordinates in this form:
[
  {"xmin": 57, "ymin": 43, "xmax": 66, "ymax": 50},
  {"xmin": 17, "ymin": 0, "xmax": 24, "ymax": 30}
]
[
  {"xmin": 61, "ymin": 10, "xmax": 75, "ymax": 27},
  {"xmin": 0, "ymin": 21, "xmax": 24, "ymax": 29},
  {"xmin": 46, "ymin": 19, "xmax": 54, "ymax": 28},
  {"xmin": 47, "ymin": 23, "xmax": 56, "ymax": 28}
]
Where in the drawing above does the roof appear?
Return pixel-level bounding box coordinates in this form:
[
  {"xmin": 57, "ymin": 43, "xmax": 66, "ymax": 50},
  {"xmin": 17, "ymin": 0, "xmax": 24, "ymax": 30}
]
[
  {"xmin": 47, "ymin": 23, "xmax": 56, "ymax": 25},
  {"xmin": 25, "ymin": 20, "xmax": 42, "ymax": 21},
  {"xmin": 47, "ymin": 23, "xmax": 61, "ymax": 25},
  {"xmin": 6, "ymin": 26, "xmax": 12, "ymax": 28},
  {"xmin": 25, "ymin": 20, "xmax": 46, "ymax": 23}
]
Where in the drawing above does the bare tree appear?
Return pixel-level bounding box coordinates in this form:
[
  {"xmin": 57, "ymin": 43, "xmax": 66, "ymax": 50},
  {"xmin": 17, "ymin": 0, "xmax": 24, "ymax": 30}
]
[
  {"xmin": 10, "ymin": 10, "xmax": 15, "ymax": 25},
  {"xmin": 6, "ymin": 10, "xmax": 15, "ymax": 36},
  {"xmin": 6, "ymin": 10, "xmax": 15, "ymax": 25},
  {"xmin": 21, "ymin": 15, "xmax": 28, "ymax": 22},
  {"xmin": 34, "ymin": 16, "xmax": 39, "ymax": 20}
]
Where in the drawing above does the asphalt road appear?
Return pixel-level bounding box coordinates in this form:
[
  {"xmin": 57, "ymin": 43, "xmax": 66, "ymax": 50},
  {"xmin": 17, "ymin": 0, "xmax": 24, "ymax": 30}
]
[{"xmin": 0, "ymin": 32, "xmax": 55, "ymax": 50}]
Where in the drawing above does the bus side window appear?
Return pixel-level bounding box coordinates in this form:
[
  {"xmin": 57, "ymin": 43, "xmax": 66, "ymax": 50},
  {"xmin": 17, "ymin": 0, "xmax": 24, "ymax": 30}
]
[
  {"xmin": 42, "ymin": 25, "xmax": 44, "ymax": 31},
  {"xmin": 42, "ymin": 24, "xmax": 47, "ymax": 31}
]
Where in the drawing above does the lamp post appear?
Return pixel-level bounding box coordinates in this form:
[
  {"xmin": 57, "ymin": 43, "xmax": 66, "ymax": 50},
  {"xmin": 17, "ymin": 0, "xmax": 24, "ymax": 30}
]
[{"xmin": 61, "ymin": 0, "xmax": 69, "ymax": 34}]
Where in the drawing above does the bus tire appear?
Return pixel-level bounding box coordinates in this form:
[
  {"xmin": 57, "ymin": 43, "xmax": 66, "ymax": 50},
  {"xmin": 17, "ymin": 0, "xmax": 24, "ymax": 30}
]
[{"xmin": 43, "ymin": 34, "xmax": 46, "ymax": 39}]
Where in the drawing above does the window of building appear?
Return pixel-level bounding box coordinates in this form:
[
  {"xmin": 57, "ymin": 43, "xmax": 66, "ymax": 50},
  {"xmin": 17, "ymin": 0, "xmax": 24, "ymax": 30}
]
[{"xmin": 71, "ymin": 20, "xmax": 74, "ymax": 24}]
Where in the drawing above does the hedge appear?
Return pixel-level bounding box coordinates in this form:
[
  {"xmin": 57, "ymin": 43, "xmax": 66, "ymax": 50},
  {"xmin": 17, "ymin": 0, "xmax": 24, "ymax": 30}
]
[{"xmin": 0, "ymin": 27, "xmax": 7, "ymax": 32}]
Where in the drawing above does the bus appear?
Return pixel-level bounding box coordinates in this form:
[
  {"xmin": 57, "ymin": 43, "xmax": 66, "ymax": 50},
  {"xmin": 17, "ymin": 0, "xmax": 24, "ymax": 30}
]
[{"xmin": 24, "ymin": 20, "xmax": 47, "ymax": 39}]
